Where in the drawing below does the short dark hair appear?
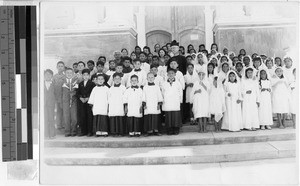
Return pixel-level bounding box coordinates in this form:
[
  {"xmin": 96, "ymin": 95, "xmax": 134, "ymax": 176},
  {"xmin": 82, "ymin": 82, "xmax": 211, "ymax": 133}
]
[
  {"xmin": 139, "ymin": 51, "xmax": 147, "ymax": 57},
  {"xmin": 77, "ymin": 61, "xmax": 86, "ymax": 67},
  {"xmin": 44, "ymin": 69, "xmax": 53, "ymax": 75},
  {"xmin": 108, "ymin": 60, "xmax": 116, "ymax": 64},
  {"xmin": 72, "ymin": 62, "xmax": 78, "ymax": 66},
  {"xmin": 96, "ymin": 61, "xmax": 105, "ymax": 66},
  {"xmin": 57, "ymin": 61, "xmax": 65, "ymax": 66},
  {"xmin": 235, "ymin": 61, "xmax": 243, "ymax": 67},
  {"xmin": 275, "ymin": 57, "xmax": 282, "ymax": 61},
  {"xmin": 150, "ymin": 63, "xmax": 159, "ymax": 69},
  {"xmin": 253, "ymin": 57, "xmax": 262, "ymax": 62},
  {"xmin": 130, "ymin": 74, "xmax": 139, "ymax": 80},
  {"xmin": 152, "ymin": 55, "xmax": 159, "ymax": 60},
  {"xmin": 186, "ymin": 63, "xmax": 194, "ymax": 68},
  {"xmin": 87, "ymin": 60, "xmax": 95, "ymax": 65},
  {"xmin": 113, "ymin": 72, "xmax": 122, "ymax": 79},
  {"xmin": 186, "ymin": 55, "xmax": 192, "ymax": 59},
  {"xmin": 143, "ymin": 46, "xmax": 150, "ymax": 51},
  {"xmin": 169, "ymin": 60, "xmax": 178, "ymax": 64},
  {"xmin": 121, "ymin": 48, "xmax": 128, "ymax": 53},
  {"xmin": 65, "ymin": 67, "xmax": 73, "ymax": 72},
  {"xmin": 82, "ymin": 69, "xmax": 90, "ymax": 75},
  {"xmin": 132, "ymin": 59, "xmax": 141, "ymax": 64},
  {"xmin": 98, "ymin": 56, "xmax": 106, "ymax": 61},
  {"xmin": 122, "ymin": 56, "xmax": 132, "ymax": 63},
  {"xmin": 167, "ymin": 68, "xmax": 176, "ymax": 73},
  {"xmin": 116, "ymin": 63, "xmax": 123, "ymax": 67},
  {"xmin": 91, "ymin": 74, "xmax": 97, "ymax": 80},
  {"xmin": 96, "ymin": 73, "xmax": 106, "ymax": 79}
]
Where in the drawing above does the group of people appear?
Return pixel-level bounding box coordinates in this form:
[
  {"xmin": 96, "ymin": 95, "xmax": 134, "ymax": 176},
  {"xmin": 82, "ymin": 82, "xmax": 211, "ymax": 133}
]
[{"xmin": 44, "ymin": 40, "xmax": 297, "ymax": 139}]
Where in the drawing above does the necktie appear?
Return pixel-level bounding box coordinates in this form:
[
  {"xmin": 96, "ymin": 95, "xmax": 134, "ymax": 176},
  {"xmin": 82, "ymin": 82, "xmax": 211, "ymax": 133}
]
[{"xmin": 69, "ymin": 79, "xmax": 72, "ymax": 91}]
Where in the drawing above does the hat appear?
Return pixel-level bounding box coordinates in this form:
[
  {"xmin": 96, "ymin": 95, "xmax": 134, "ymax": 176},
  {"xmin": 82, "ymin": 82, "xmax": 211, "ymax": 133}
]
[{"xmin": 170, "ymin": 40, "xmax": 179, "ymax": 47}]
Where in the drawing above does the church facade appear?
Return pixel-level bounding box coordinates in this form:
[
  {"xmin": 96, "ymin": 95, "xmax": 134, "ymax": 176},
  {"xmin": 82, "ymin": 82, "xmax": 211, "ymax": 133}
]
[{"xmin": 43, "ymin": 3, "xmax": 298, "ymax": 69}]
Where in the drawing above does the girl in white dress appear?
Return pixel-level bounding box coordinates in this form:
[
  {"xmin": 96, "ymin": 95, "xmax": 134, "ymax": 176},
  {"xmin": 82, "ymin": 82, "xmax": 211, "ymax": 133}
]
[
  {"xmin": 253, "ymin": 57, "xmax": 267, "ymax": 79},
  {"xmin": 271, "ymin": 67, "xmax": 290, "ymax": 128},
  {"xmin": 209, "ymin": 56, "xmax": 220, "ymax": 73},
  {"xmin": 209, "ymin": 76, "xmax": 226, "ymax": 132},
  {"xmin": 190, "ymin": 69, "xmax": 210, "ymax": 133},
  {"xmin": 258, "ymin": 69, "xmax": 273, "ymax": 130},
  {"xmin": 235, "ymin": 61, "xmax": 244, "ymax": 80},
  {"xmin": 194, "ymin": 53, "xmax": 208, "ymax": 74},
  {"xmin": 265, "ymin": 57, "xmax": 276, "ymax": 78},
  {"xmin": 222, "ymin": 70, "xmax": 243, "ymax": 132},
  {"xmin": 242, "ymin": 55, "xmax": 253, "ymax": 69},
  {"xmin": 218, "ymin": 62, "xmax": 230, "ymax": 85},
  {"xmin": 207, "ymin": 62, "xmax": 216, "ymax": 84},
  {"xmin": 184, "ymin": 63, "xmax": 199, "ymax": 124},
  {"xmin": 241, "ymin": 67, "xmax": 260, "ymax": 130}
]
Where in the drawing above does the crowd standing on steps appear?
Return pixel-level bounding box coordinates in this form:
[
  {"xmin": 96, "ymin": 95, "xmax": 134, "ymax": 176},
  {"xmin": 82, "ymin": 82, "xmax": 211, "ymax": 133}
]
[{"xmin": 44, "ymin": 40, "xmax": 297, "ymax": 139}]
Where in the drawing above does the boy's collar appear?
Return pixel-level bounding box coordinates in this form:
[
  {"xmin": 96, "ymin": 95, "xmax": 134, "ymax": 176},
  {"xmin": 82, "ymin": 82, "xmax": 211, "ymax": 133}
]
[
  {"xmin": 167, "ymin": 77, "xmax": 175, "ymax": 82},
  {"xmin": 131, "ymin": 85, "xmax": 139, "ymax": 88},
  {"xmin": 114, "ymin": 83, "xmax": 121, "ymax": 87}
]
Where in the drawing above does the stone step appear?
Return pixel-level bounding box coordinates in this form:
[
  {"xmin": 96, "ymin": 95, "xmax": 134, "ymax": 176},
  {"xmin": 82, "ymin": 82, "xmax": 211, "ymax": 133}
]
[
  {"xmin": 55, "ymin": 120, "xmax": 294, "ymax": 135},
  {"xmin": 45, "ymin": 128, "xmax": 296, "ymax": 148},
  {"xmin": 182, "ymin": 119, "xmax": 294, "ymax": 132},
  {"xmin": 43, "ymin": 140, "xmax": 296, "ymax": 166}
]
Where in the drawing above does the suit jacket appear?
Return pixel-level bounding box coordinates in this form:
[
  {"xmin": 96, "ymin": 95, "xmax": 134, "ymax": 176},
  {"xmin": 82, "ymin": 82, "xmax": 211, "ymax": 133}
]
[
  {"xmin": 62, "ymin": 77, "xmax": 78, "ymax": 106},
  {"xmin": 77, "ymin": 80, "xmax": 95, "ymax": 99},
  {"xmin": 44, "ymin": 81, "xmax": 55, "ymax": 108},
  {"xmin": 53, "ymin": 73, "xmax": 66, "ymax": 104}
]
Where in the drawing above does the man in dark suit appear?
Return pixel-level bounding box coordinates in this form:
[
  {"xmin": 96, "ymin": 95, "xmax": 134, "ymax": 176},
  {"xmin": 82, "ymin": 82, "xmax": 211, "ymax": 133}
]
[{"xmin": 77, "ymin": 69, "xmax": 95, "ymax": 136}]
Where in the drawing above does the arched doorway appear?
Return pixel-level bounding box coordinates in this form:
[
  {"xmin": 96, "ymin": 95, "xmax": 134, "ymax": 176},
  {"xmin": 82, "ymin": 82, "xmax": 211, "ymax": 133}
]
[{"xmin": 146, "ymin": 30, "xmax": 172, "ymax": 53}]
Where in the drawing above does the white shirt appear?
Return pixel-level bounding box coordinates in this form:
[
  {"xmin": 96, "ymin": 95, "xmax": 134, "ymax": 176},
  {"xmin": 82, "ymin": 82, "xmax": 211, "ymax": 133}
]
[
  {"xmin": 164, "ymin": 71, "xmax": 185, "ymax": 90},
  {"xmin": 123, "ymin": 87, "xmax": 143, "ymax": 117},
  {"xmin": 162, "ymin": 79, "xmax": 183, "ymax": 111},
  {"xmin": 108, "ymin": 84, "xmax": 126, "ymax": 116},
  {"xmin": 141, "ymin": 62, "xmax": 150, "ymax": 73},
  {"xmin": 143, "ymin": 84, "xmax": 163, "ymax": 115},
  {"xmin": 88, "ymin": 85, "xmax": 109, "ymax": 115}
]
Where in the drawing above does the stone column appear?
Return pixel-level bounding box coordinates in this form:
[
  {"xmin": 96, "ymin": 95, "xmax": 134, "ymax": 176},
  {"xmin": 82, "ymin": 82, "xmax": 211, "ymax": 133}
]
[
  {"xmin": 136, "ymin": 6, "xmax": 146, "ymax": 47},
  {"xmin": 204, "ymin": 5, "xmax": 214, "ymax": 50}
]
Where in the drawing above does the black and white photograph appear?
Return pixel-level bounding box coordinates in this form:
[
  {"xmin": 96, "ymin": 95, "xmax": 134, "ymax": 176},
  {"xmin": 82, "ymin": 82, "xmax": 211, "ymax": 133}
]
[{"xmin": 0, "ymin": 0, "xmax": 299, "ymax": 185}]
